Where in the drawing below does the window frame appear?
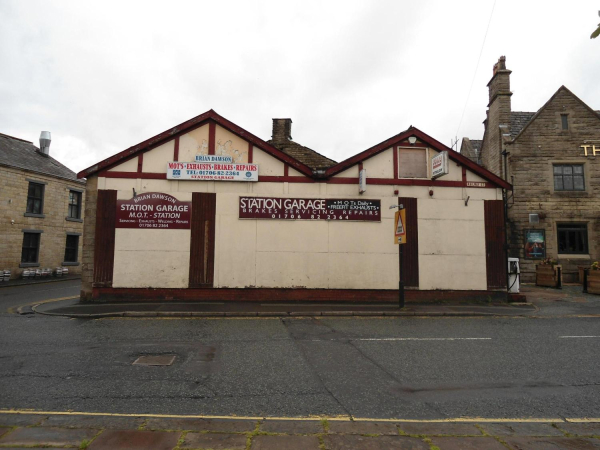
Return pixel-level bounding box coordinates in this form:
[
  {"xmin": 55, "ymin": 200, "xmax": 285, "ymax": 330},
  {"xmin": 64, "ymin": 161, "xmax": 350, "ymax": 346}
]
[
  {"xmin": 397, "ymin": 146, "xmax": 429, "ymax": 179},
  {"xmin": 67, "ymin": 190, "xmax": 82, "ymax": 220},
  {"xmin": 553, "ymin": 163, "xmax": 585, "ymax": 192},
  {"xmin": 560, "ymin": 114, "xmax": 569, "ymax": 130},
  {"xmin": 20, "ymin": 230, "xmax": 43, "ymax": 267},
  {"xmin": 63, "ymin": 232, "xmax": 81, "ymax": 265},
  {"xmin": 25, "ymin": 181, "xmax": 46, "ymax": 217},
  {"xmin": 557, "ymin": 223, "xmax": 589, "ymax": 255}
]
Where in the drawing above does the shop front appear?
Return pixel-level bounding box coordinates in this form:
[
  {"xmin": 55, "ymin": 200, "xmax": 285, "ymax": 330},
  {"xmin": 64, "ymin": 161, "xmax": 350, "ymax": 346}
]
[{"xmin": 78, "ymin": 110, "xmax": 512, "ymax": 302}]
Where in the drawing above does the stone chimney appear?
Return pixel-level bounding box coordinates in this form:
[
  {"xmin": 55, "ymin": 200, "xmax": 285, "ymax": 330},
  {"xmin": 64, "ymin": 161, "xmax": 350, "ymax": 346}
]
[
  {"xmin": 272, "ymin": 118, "xmax": 292, "ymax": 143},
  {"xmin": 481, "ymin": 56, "xmax": 512, "ymax": 178}
]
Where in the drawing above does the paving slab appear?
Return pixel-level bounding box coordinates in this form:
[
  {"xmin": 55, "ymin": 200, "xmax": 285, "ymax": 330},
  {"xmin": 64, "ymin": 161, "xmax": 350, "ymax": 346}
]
[
  {"xmin": 323, "ymin": 434, "xmax": 429, "ymax": 449},
  {"xmin": 430, "ymin": 436, "xmax": 507, "ymax": 449},
  {"xmin": 397, "ymin": 422, "xmax": 483, "ymax": 436},
  {"xmin": 146, "ymin": 417, "xmax": 255, "ymax": 432},
  {"xmin": 89, "ymin": 430, "xmax": 180, "ymax": 450},
  {"xmin": 503, "ymin": 436, "xmax": 600, "ymax": 449},
  {"xmin": 556, "ymin": 422, "xmax": 600, "ymax": 436},
  {"xmin": 0, "ymin": 426, "xmax": 97, "ymax": 447},
  {"xmin": 250, "ymin": 435, "xmax": 320, "ymax": 450},
  {"xmin": 0, "ymin": 428, "xmax": 9, "ymax": 438},
  {"xmin": 327, "ymin": 420, "xmax": 399, "ymax": 435},
  {"xmin": 40, "ymin": 414, "xmax": 146, "ymax": 429},
  {"xmin": 0, "ymin": 414, "xmax": 47, "ymax": 426},
  {"xmin": 181, "ymin": 431, "xmax": 247, "ymax": 449},
  {"xmin": 260, "ymin": 419, "xmax": 324, "ymax": 434},
  {"xmin": 478, "ymin": 422, "xmax": 565, "ymax": 436}
]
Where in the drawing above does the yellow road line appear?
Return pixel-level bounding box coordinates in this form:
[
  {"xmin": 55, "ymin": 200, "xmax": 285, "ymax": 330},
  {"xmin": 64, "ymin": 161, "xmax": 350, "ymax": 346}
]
[
  {"xmin": 7, "ymin": 295, "xmax": 79, "ymax": 314},
  {"xmin": 0, "ymin": 409, "xmax": 593, "ymax": 423}
]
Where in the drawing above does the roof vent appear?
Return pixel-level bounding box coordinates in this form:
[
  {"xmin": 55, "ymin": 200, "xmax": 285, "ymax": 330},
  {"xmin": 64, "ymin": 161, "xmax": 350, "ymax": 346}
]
[{"xmin": 39, "ymin": 131, "xmax": 51, "ymax": 156}]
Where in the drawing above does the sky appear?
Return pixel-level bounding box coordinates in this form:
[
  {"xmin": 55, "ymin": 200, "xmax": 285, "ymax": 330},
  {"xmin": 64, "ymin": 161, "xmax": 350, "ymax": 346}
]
[{"xmin": 1, "ymin": 0, "xmax": 599, "ymax": 174}]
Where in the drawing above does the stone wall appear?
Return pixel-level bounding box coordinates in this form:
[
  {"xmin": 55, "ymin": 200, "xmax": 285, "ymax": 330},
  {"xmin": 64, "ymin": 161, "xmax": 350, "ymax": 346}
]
[
  {"xmin": 0, "ymin": 166, "xmax": 85, "ymax": 279},
  {"xmin": 506, "ymin": 87, "xmax": 600, "ymax": 282}
]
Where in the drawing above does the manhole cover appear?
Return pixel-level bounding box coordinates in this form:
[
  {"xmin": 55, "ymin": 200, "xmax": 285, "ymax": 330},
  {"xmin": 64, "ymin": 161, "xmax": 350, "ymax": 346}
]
[{"xmin": 133, "ymin": 355, "xmax": 176, "ymax": 366}]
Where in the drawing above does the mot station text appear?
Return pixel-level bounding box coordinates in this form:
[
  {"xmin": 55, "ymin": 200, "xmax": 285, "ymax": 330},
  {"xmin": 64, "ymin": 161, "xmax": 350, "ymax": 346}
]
[
  {"xmin": 167, "ymin": 155, "xmax": 258, "ymax": 181},
  {"xmin": 116, "ymin": 193, "xmax": 191, "ymax": 229},
  {"xmin": 239, "ymin": 197, "xmax": 381, "ymax": 222}
]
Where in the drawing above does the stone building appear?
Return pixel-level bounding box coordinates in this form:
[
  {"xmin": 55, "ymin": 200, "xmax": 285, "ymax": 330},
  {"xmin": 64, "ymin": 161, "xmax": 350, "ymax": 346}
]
[
  {"xmin": 468, "ymin": 56, "xmax": 600, "ymax": 282},
  {"xmin": 0, "ymin": 132, "xmax": 85, "ymax": 279},
  {"xmin": 76, "ymin": 109, "xmax": 510, "ymax": 302}
]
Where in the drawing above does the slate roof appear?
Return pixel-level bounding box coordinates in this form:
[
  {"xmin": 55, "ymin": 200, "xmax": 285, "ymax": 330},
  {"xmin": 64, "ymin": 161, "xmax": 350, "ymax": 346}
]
[
  {"xmin": 267, "ymin": 139, "xmax": 337, "ymax": 170},
  {"xmin": 510, "ymin": 112, "xmax": 536, "ymax": 139},
  {"xmin": 470, "ymin": 139, "xmax": 483, "ymax": 152},
  {"xmin": 0, "ymin": 133, "xmax": 83, "ymax": 183}
]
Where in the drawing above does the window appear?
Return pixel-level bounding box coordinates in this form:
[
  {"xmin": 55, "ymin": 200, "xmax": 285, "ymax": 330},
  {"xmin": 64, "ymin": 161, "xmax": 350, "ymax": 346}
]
[
  {"xmin": 561, "ymin": 114, "xmax": 569, "ymax": 130},
  {"xmin": 64, "ymin": 234, "xmax": 79, "ymax": 263},
  {"xmin": 26, "ymin": 182, "xmax": 44, "ymax": 215},
  {"xmin": 68, "ymin": 190, "xmax": 82, "ymax": 219},
  {"xmin": 21, "ymin": 232, "xmax": 41, "ymax": 264},
  {"xmin": 554, "ymin": 164, "xmax": 584, "ymax": 191},
  {"xmin": 557, "ymin": 224, "xmax": 588, "ymax": 254},
  {"xmin": 398, "ymin": 148, "xmax": 427, "ymax": 178}
]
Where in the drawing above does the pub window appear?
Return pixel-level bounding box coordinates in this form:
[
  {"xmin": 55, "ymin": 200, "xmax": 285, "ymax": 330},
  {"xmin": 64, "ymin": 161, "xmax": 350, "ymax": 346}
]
[
  {"xmin": 553, "ymin": 164, "xmax": 584, "ymax": 191},
  {"xmin": 64, "ymin": 234, "xmax": 79, "ymax": 263},
  {"xmin": 398, "ymin": 148, "xmax": 427, "ymax": 178},
  {"xmin": 26, "ymin": 182, "xmax": 44, "ymax": 214},
  {"xmin": 21, "ymin": 232, "xmax": 41, "ymax": 264},
  {"xmin": 557, "ymin": 223, "xmax": 588, "ymax": 254},
  {"xmin": 68, "ymin": 190, "xmax": 82, "ymax": 219},
  {"xmin": 561, "ymin": 114, "xmax": 569, "ymax": 130}
]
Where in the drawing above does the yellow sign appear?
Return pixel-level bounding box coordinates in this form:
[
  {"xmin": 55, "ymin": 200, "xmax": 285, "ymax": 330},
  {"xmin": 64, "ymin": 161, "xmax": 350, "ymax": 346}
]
[
  {"xmin": 580, "ymin": 145, "xmax": 600, "ymax": 156},
  {"xmin": 394, "ymin": 209, "xmax": 407, "ymax": 245}
]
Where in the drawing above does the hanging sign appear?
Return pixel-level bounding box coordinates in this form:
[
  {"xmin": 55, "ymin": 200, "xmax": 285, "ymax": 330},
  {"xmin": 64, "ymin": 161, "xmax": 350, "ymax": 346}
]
[
  {"xmin": 431, "ymin": 151, "xmax": 449, "ymax": 179},
  {"xmin": 239, "ymin": 197, "xmax": 381, "ymax": 221},
  {"xmin": 394, "ymin": 209, "xmax": 407, "ymax": 244},
  {"xmin": 167, "ymin": 155, "xmax": 258, "ymax": 181},
  {"xmin": 116, "ymin": 192, "xmax": 191, "ymax": 229},
  {"xmin": 359, "ymin": 169, "xmax": 367, "ymax": 193}
]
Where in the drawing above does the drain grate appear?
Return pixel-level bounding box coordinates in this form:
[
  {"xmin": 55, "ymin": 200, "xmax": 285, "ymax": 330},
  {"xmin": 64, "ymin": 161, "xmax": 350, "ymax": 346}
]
[{"xmin": 133, "ymin": 355, "xmax": 176, "ymax": 366}]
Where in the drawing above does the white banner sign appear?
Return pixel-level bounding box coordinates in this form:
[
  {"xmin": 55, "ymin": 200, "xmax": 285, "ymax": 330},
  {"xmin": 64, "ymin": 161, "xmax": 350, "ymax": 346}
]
[
  {"xmin": 431, "ymin": 151, "xmax": 449, "ymax": 179},
  {"xmin": 167, "ymin": 158, "xmax": 259, "ymax": 181}
]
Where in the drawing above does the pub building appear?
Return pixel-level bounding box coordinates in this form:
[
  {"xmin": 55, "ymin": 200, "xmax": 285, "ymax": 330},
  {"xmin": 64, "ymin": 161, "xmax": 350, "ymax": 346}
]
[{"xmin": 77, "ymin": 110, "xmax": 511, "ymax": 302}]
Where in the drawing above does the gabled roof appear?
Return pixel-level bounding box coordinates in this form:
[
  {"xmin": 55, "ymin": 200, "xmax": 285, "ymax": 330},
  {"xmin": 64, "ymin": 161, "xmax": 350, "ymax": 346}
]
[
  {"xmin": 326, "ymin": 126, "xmax": 512, "ymax": 190},
  {"xmin": 0, "ymin": 132, "xmax": 83, "ymax": 184},
  {"xmin": 77, "ymin": 110, "xmax": 316, "ymax": 179},
  {"xmin": 510, "ymin": 112, "xmax": 535, "ymax": 139},
  {"xmin": 267, "ymin": 138, "xmax": 337, "ymax": 170},
  {"xmin": 511, "ymin": 86, "xmax": 600, "ymax": 142}
]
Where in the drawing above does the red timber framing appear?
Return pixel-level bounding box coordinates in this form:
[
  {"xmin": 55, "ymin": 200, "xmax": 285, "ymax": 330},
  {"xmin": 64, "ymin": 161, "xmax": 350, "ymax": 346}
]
[
  {"xmin": 93, "ymin": 190, "xmax": 117, "ymax": 287},
  {"xmin": 484, "ymin": 200, "xmax": 507, "ymax": 290},
  {"xmin": 398, "ymin": 197, "xmax": 419, "ymax": 288},
  {"xmin": 189, "ymin": 193, "xmax": 216, "ymax": 288}
]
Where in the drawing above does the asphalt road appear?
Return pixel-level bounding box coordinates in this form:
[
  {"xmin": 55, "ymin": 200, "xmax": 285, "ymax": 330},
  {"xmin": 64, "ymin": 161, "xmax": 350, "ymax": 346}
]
[{"xmin": 1, "ymin": 281, "xmax": 599, "ymax": 420}]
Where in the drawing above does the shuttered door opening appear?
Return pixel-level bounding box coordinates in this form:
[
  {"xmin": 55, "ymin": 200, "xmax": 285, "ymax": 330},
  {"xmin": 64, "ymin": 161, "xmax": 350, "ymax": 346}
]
[
  {"xmin": 93, "ymin": 189, "xmax": 117, "ymax": 287},
  {"xmin": 398, "ymin": 197, "xmax": 419, "ymax": 288},
  {"xmin": 189, "ymin": 192, "xmax": 216, "ymax": 288},
  {"xmin": 484, "ymin": 200, "xmax": 507, "ymax": 289}
]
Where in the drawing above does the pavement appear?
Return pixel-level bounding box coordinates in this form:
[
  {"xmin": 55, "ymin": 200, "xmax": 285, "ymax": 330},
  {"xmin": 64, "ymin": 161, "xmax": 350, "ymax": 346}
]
[{"xmin": 1, "ymin": 412, "xmax": 599, "ymax": 449}]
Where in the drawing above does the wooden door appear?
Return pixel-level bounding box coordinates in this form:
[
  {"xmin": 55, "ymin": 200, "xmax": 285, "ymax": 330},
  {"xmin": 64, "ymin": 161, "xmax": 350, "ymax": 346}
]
[
  {"xmin": 189, "ymin": 192, "xmax": 216, "ymax": 288},
  {"xmin": 398, "ymin": 197, "xmax": 419, "ymax": 288},
  {"xmin": 93, "ymin": 189, "xmax": 117, "ymax": 287},
  {"xmin": 484, "ymin": 200, "xmax": 507, "ymax": 289}
]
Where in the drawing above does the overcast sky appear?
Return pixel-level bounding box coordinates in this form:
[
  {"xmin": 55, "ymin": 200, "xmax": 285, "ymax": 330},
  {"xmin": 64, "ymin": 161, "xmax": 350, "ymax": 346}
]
[{"xmin": 1, "ymin": 0, "xmax": 599, "ymax": 174}]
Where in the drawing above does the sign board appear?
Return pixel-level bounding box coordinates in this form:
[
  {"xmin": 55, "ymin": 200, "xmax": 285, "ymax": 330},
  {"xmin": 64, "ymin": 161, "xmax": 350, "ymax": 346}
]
[
  {"xmin": 239, "ymin": 197, "xmax": 381, "ymax": 221},
  {"xmin": 359, "ymin": 169, "xmax": 367, "ymax": 193},
  {"xmin": 394, "ymin": 209, "xmax": 407, "ymax": 244},
  {"xmin": 466, "ymin": 181, "xmax": 486, "ymax": 188},
  {"xmin": 524, "ymin": 229, "xmax": 545, "ymax": 259},
  {"xmin": 431, "ymin": 151, "xmax": 449, "ymax": 179},
  {"xmin": 116, "ymin": 192, "xmax": 191, "ymax": 229},
  {"xmin": 167, "ymin": 154, "xmax": 258, "ymax": 181}
]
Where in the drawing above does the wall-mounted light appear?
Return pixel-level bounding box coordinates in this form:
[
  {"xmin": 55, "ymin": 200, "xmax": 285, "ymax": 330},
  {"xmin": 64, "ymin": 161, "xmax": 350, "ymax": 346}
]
[
  {"xmin": 408, "ymin": 136, "xmax": 417, "ymax": 145},
  {"xmin": 428, "ymin": 189, "xmax": 434, "ymax": 197}
]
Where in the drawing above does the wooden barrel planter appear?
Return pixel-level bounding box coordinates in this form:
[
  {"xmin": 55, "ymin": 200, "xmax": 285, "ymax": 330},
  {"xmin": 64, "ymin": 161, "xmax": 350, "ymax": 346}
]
[
  {"xmin": 536, "ymin": 264, "xmax": 562, "ymax": 288},
  {"xmin": 587, "ymin": 270, "xmax": 600, "ymax": 295}
]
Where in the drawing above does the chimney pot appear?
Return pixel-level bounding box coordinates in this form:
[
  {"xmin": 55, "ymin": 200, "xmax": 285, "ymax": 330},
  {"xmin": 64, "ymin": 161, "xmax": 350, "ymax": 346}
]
[{"xmin": 39, "ymin": 131, "xmax": 51, "ymax": 156}]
